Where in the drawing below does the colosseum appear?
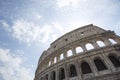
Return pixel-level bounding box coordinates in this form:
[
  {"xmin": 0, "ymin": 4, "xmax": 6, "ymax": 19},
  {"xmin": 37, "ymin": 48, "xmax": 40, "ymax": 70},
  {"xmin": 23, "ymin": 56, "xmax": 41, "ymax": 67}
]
[{"xmin": 34, "ymin": 24, "xmax": 120, "ymax": 80}]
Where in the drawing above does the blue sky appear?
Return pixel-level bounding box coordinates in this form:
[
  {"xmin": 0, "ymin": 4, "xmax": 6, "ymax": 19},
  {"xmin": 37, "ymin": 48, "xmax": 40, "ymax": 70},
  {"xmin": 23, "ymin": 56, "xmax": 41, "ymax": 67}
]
[{"xmin": 0, "ymin": 0, "xmax": 120, "ymax": 80}]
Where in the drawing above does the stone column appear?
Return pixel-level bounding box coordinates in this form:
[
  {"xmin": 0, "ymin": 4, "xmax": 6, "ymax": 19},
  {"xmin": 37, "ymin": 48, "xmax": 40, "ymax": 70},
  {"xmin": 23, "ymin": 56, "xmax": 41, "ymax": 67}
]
[
  {"xmin": 74, "ymin": 60, "xmax": 82, "ymax": 79},
  {"xmin": 81, "ymin": 44, "xmax": 87, "ymax": 52},
  {"xmin": 92, "ymin": 40, "xmax": 99, "ymax": 49},
  {"xmin": 72, "ymin": 48, "xmax": 76, "ymax": 56},
  {"xmin": 57, "ymin": 55, "xmax": 60, "ymax": 62},
  {"xmin": 64, "ymin": 52, "xmax": 67, "ymax": 58},
  {"xmin": 51, "ymin": 58, "xmax": 54, "ymax": 65},
  {"xmin": 103, "ymin": 38, "xmax": 112, "ymax": 46},
  {"xmin": 64, "ymin": 63, "xmax": 69, "ymax": 80},
  {"xmin": 101, "ymin": 53, "xmax": 116, "ymax": 72},
  {"xmin": 56, "ymin": 67, "xmax": 59, "ymax": 80},
  {"xmin": 87, "ymin": 57, "xmax": 98, "ymax": 76},
  {"xmin": 48, "ymin": 71, "xmax": 51, "ymax": 80}
]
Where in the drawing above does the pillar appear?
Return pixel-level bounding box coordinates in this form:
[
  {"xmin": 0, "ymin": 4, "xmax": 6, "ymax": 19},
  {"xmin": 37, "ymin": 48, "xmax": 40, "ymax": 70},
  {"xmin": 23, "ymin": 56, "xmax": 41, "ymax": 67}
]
[
  {"xmin": 81, "ymin": 44, "xmax": 87, "ymax": 52},
  {"xmin": 103, "ymin": 38, "xmax": 112, "ymax": 46},
  {"xmin": 87, "ymin": 57, "xmax": 99, "ymax": 76},
  {"xmin": 74, "ymin": 60, "xmax": 82, "ymax": 79},
  {"xmin": 72, "ymin": 48, "xmax": 76, "ymax": 56},
  {"xmin": 64, "ymin": 63, "xmax": 69, "ymax": 80},
  {"xmin": 101, "ymin": 53, "xmax": 116, "ymax": 72},
  {"xmin": 92, "ymin": 40, "xmax": 99, "ymax": 49},
  {"xmin": 57, "ymin": 55, "xmax": 60, "ymax": 62},
  {"xmin": 64, "ymin": 52, "xmax": 67, "ymax": 58}
]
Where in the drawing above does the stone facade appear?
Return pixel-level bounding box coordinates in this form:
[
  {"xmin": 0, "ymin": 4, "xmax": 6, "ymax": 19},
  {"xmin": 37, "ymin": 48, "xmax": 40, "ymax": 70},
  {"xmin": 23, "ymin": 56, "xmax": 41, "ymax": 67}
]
[{"xmin": 34, "ymin": 24, "xmax": 120, "ymax": 80}]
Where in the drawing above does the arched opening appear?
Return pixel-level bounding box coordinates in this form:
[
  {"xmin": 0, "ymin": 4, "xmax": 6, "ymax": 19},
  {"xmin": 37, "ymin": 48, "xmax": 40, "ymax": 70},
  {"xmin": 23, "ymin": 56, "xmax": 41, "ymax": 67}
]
[
  {"xmin": 40, "ymin": 77, "xmax": 43, "ymax": 80},
  {"xmin": 85, "ymin": 43, "xmax": 94, "ymax": 50},
  {"xmin": 45, "ymin": 74, "xmax": 48, "ymax": 80},
  {"xmin": 94, "ymin": 58, "xmax": 107, "ymax": 71},
  {"xmin": 48, "ymin": 61, "xmax": 51, "ymax": 66},
  {"xmin": 59, "ymin": 67, "xmax": 65, "ymax": 80},
  {"xmin": 60, "ymin": 53, "xmax": 64, "ymax": 60},
  {"xmin": 54, "ymin": 57, "xmax": 57, "ymax": 63},
  {"xmin": 81, "ymin": 62, "xmax": 92, "ymax": 74},
  {"xmin": 51, "ymin": 71, "xmax": 56, "ymax": 80},
  {"xmin": 76, "ymin": 46, "xmax": 83, "ymax": 53},
  {"xmin": 109, "ymin": 38, "xmax": 117, "ymax": 44},
  {"xmin": 69, "ymin": 64, "xmax": 77, "ymax": 77},
  {"xmin": 67, "ymin": 50, "xmax": 73, "ymax": 57},
  {"xmin": 108, "ymin": 55, "xmax": 120, "ymax": 67},
  {"xmin": 96, "ymin": 40, "xmax": 105, "ymax": 47}
]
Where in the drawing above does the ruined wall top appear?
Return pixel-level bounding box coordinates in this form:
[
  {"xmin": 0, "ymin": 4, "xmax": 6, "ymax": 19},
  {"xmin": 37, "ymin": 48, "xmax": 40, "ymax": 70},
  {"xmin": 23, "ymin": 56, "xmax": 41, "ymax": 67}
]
[{"xmin": 51, "ymin": 24, "xmax": 106, "ymax": 48}]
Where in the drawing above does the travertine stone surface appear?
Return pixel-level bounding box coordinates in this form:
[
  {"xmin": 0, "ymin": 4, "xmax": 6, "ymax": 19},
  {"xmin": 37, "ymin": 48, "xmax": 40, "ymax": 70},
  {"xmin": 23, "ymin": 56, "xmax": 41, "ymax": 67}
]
[{"xmin": 34, "ymin": 24, "xmax": 120, "ymax": 80}]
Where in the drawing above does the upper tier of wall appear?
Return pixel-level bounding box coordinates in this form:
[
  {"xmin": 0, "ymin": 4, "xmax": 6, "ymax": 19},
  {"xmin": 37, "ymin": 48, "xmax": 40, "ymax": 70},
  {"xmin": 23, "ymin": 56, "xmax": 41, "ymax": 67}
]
[{"xmin": 38, "ymin": 24, "xmax": 106, "ymax": 65}]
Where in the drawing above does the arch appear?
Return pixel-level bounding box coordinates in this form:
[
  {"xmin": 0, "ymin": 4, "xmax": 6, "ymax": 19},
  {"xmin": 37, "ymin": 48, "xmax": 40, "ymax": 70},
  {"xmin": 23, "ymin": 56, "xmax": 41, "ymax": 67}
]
[
  {"xmin": 76, "ymin": 46, "xmax": 83, "ymax": 53},
  {"xmin": 40, "ymin": 77, "xmax": 43, "ymax": 80},
  {"xmin": 94, "ymin": 58, "xmax": 107, "ymax": 71},
  {"xmin": 45, "ymin": 74, "xmax": 48, "ymax": 80},
  {"xmin": 60, "ymin": 53, "xmax": 64, "ymax": 60},
  {"xmin": 96, "ymin": 40, "xmax": 105, "ymax": 47},
  {"xmin": 108, "ymin": 54, "xmax": 120, "ymax": 67},
  {"xmin": 48, "ymin": 61, "xmax": 51, "ymax": 66},
  {"xmin": 54, "ymin": 57, "xmax": 57, "ymax": 63},
  {"xmin": 81, "ymin": 62, "xmax": 92, "ymax": 74},
  {"xmin": 51, "ymin": 71, "xmax": 56, "ymax": 80},
  {"xmin": 85, "ymin": 43, "xmax": 94, "ymax": 50},
  {"xmin": 69, "ymin": 64, "xmax": 77, "ymax": 77},
  {"xmin": 109, "ymin": 38, "xmax": 117, "ymax": 44},
  {"xmin": 59, "ymin": 67, "xmax": 65, "ymax": 80},
  {"xmin": 67, "ymin": 50, "xmax": 73, "ymax": 57}
]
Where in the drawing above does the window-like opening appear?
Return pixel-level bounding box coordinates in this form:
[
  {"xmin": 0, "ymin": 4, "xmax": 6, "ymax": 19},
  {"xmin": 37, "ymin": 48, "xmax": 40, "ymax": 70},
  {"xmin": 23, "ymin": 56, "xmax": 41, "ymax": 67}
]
[
  {"xmin": 45, "ymin": 74, "xmax": 48, "ymax": 80},
  {"xmin": 81, "ymin": 62, "xmax": 92, "ymax": 74},
  {"xmin": 76, "ymin": 46, "xmax": 83, "ymax": 53},
  {"xmin": 94, "ymin": 58, "xmax": 107, "ymax": 71},
  {"xmin": 97, "ymin": 41, "xmax": 105, "ymax": 47},
  {"xmin": 60, "ymin": 53, "xmax": 64, "ymax": 60},
  {"xmin": 81, "ymin": 32, "xmax": 84, "ymax": 35},
  {"xmin": 67, "ymin": 50, "xmax": 73, "ymax": 57},
  {"xmin": 54, "ymin": 57, "xmax": 57, "ymax": 63},
  {"xmin": 108, "ymin": 55, "xmax": 120, "ymax": 67},
  {"xmin": 48, "ymin": 61, "xmax": 51, "ymax": 66},
  {"xmin": 65, "ymin": 39, "xmax": 68, "ymax": 41},
  {"xmin": 40, "ymin": 77, "xmax": 43, "ymax": 80},
  {"xmin": 51, "ymin": 71, "xmax": 56, "ymax": 80},
  {"xmin": 109, "ymin": 38, "xmax": 117, "ymax": 44},
  {"xmin": 86, "ymin": 43, "xmax": 94, "ymax": 50},
  {"xmin": 69, "ymin": 64, "xmax": 77, "ymax": 77},
  {"xmin": 59, "ymin": 68, "xmax": 65, "ymax": 80},
  {"xmin": 54, "ymin": 46, "xmax": 56, "ymax": 48}
]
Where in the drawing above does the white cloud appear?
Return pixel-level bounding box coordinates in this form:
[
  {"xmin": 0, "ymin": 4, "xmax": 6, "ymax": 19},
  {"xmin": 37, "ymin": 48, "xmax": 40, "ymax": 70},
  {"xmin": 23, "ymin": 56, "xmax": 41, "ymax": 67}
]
[
  {"xmin": 52, "ymin": 22, "xmax": 64, "ymax": 34},
  {"xmin": 1, "ymin": 19, "xmax": 64, "ymax": 45},
  {"xmin": 57, "ymin": 0, "xmax": 79, "ymax": 8},
  {"xmin": 55, "ymin": 0, "xmax": 120, "ymax": 34},
  {"xmin": 12, "ymin": 19, "xmax": 40, "ymax": 45},
  {"xmin": 0, "ymin": 20, "xmax": 11, "ymax": 32},
  {"xmin": 11, "ymin": 19, "xmax": 52, "ymax": 45},
  {"xmin": 34, "ymin": 13, "xmax": 42, "ymax": 19},
  {"xmin": 0, "ymin": 48, "xmax": 33, "ymax": 80},
  {"xmin": 2, "ymin": 0, "xmax": 120, "ymax": 46}
]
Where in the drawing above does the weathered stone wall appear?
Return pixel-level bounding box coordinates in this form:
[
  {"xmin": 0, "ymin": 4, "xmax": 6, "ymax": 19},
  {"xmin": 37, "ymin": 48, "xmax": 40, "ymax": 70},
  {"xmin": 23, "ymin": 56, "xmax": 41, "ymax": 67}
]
[{"xmin": 34, "ymin": 24, "xmax": 120, "ymax": 80}]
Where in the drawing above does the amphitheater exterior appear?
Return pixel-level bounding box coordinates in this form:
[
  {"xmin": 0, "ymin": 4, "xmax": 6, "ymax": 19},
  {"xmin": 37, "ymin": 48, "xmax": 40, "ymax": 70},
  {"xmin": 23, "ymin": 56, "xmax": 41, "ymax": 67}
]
[{"xmin": 34, "ymin": 24, "xmax": 120, "ymax": 80}]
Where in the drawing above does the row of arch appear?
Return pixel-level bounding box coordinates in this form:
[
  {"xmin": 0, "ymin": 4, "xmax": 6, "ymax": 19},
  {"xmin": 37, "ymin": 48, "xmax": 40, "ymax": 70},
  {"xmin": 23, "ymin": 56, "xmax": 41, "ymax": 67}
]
[
  {"xmin": 40, "ymin": 54, "xmax": 120, "ymax": 80},
  {"xmin": 48, "ymin": 38, "xmax": 117, "ymax": 66}
]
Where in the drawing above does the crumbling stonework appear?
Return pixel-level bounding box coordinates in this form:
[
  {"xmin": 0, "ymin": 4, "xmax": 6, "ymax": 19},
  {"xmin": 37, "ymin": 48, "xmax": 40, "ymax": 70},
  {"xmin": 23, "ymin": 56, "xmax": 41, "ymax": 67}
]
[{"xmin": 34, "ymin": 24, "xmax": 120, "ymax": 80}]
